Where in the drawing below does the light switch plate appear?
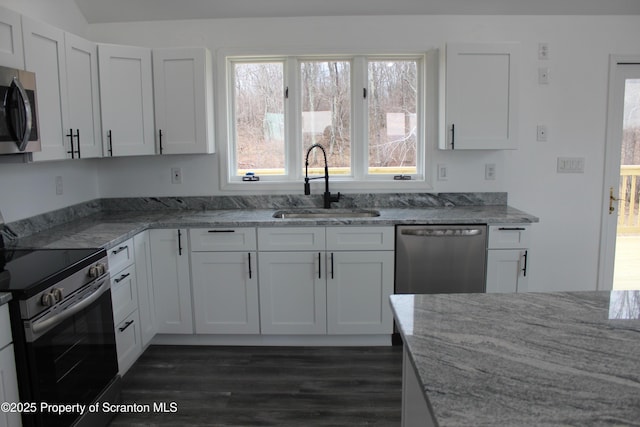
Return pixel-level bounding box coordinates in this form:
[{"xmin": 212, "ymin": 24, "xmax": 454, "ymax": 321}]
[
  {"xmin": 437, "ymin": 164, "xmax": 448, "ymax": 181},
  {"xmin": 557, "ymin": 157, "xmax": 585, "ymax": 173}
]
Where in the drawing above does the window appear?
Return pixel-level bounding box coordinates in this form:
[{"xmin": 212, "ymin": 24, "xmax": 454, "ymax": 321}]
[{"xmin": 225, "ymin": 53, "xmax": 426, "ymax": 187}]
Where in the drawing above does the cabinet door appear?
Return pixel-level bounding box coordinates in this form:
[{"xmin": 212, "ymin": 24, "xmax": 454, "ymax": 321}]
[
  {"xmin": 110, "ymin": 263, "xmax": 138, "ymax": 325},
  {"xmin": 149, "ymin": 229, "xmax": 193, "ymax": 334},
  {"xmin": 22, "ymin": 17, "xmax": 69, "ymax": 161},
  {"xmin": 153, "ymin": 47, "xmax": 214, "ymax": 154},
  {"xmin": 191, "ymin": 252, "xmax": 259, "ymax": 334},
  {"xmin": 64, "ymin": 33, "xmax": 102, "ymax": 158},
  {"xmin": 327, "ymin": 251, "xmax": 394, "ymax": 334},
  {"xmin": 114, "ymin": 310, "xmax": 142, "ymax": 375},
  {"xmin": 0, "ymin": 6, "xmax": 24, "ymax": 68},
  {"xmin": 134, "ymin": 231, "xmax": 157, "ymax": 346},
  {"xmin": 98, "ymin": 44, "xmax": 155, "ymax": 156},
  {"xmin": 444, "ymin": 42, "xmax": 519, "ymax": 150},
  {"xmin": 486, "ymin": 249, "xmax": 529, "ymax": 293},
  {"xmin": 258, "ymin": 251, "xmax": 326, "ymax": 334},
  {"xmin": 0, "ymin": 344, "xmax": 21, "ymax": 427}
]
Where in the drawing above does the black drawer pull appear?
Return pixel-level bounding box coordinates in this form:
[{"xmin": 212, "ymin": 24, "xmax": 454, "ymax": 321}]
[
  {"xmin": 498, "ymin": 227, "xmax": 526, "ymax": 231},
  {"xmin": 208, "ymin": 230, "xmax": 236, "ymax": 233},
  {"xmin": 119, "ymin": 320, "xmax": 134, "ymax": 332},
  {"xmin": 111, "ymin": 246, "xmax": 128, "ymax": 255},
  {"xmin": 114, "ymin": 273, "xmax": 130, "ymax": 283}
]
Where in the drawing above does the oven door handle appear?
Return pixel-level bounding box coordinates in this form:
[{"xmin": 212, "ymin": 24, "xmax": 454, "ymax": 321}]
[{"xmin": 29, "ymin": 277, "xmax": 110, "ymax": 340}]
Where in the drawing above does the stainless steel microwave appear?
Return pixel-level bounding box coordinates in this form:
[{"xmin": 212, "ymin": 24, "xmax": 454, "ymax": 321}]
[{"xmin": 0, "ymin": 66, "xmax": 40, "ymax": 154}]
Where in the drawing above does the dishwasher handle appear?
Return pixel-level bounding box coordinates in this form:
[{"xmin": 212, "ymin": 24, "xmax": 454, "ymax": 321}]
[{"xmin": 400, "ymin": 228, "xmax": 483, "ymax": 237}]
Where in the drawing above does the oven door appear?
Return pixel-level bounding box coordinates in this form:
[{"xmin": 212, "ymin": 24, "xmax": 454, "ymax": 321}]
[{"xmin": 23, "ymin": 278, "xmax": 119, "ymax": 427}]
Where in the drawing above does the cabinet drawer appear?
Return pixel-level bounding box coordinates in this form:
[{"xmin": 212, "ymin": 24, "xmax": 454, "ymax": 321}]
[
  {"xmin": 258, "ymin": 227, "xmax": 325, "ymax": 251},
  {"xmin": 108, "ymin": 238, "xmax": 134, "ymax": 272},
  {"xmin": 190, "ymin": 227, "xmax": 257, "ymax": 251},
  {"xmin": 111, "ymin": 264, "xmax": 138, "ymax": 325},
  {"xmin": 488, "ymin": 225, "xmax": 531, "ymax": 249},
  {"xmin": 0, "ymin": 304, "xmax": 12, "ymax": 349},
  {"xmin": 115, "ymin": 310, "xmax": 142, "ymax": 375},
  {"xmin": 326, "ymin": 227, "xmax": 394, "ymax": 251}
]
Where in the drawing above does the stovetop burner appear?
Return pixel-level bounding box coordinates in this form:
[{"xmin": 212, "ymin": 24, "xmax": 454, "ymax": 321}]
[{"xmin": 0, "ymin": 247, "xmax": 106, "ymax": 298}]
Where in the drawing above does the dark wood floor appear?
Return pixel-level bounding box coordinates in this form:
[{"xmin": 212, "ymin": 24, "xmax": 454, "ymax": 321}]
[{"xmin": 109, "ymin": 345, "xmax": 403, "ymax": 426}]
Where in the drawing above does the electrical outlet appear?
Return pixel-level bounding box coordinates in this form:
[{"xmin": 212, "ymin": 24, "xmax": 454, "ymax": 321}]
[
  {"xmin": 538, "ymin": 43, "xmax": 549, "ymax": 60},
  {"xmin": 437, "ymin": 164, "xmax": 448, "ymax": 181},
  {"xmin": 171, "ymin": 167, "xmax": 182, "ymax": 184},
  {"xmin": 485, "ymin": 164, "xmax": 496, "ymax": 180},
  {"xmin": 557, "ymin": 157, "xmax": 585, "ymax": 173},
  {"xmin": 55, "ymin": 176, "xmax": 63, "ymax": 195},
  {"xmin": 537, "ymin": 125, "xmax": 548, "ymax": 141},
  {"xmin": 538, "ymin": 67, "xmax": 550, "ymax": 84}
]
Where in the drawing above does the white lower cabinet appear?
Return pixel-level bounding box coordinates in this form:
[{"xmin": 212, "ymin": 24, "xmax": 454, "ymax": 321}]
[
  {"xmin": 149, "ymin": 229, "xmax": 193, "ymax": 334},
  {"xmin": 191, "ymin": 251, "xmax": 259, "ymax": 334},
  {"xmin": 257, "ymin": 226, "xmax": 394, "ymax": 335},
  {"xmin": 258, "ymin": 251, "xmax": 327, "ymax": 334},
  {"xmin": 486, "ymin": 225, "xmax": 530, "ymax": 293},
  {"xmin": 114, "ymin": 310, "xmax": 142, "ymax": 375},
  {"xmin": 134, "ymin": 231, "xmax": 157, "ymax": 346},
  {"xmin": 0, "ymin": 305, "xmax": 21, "ymax": 427},
  {"xmin": 327, "ymin": 251, "xmax": 395, "ymax": 334}
]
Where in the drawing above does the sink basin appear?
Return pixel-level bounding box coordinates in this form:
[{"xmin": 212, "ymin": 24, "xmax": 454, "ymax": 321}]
[{"xmin": 272, "ymin": 209, "xmax": 380, "ymax": 219}]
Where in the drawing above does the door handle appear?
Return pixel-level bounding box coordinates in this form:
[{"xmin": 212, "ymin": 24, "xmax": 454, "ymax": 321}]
[
  {"xmin": 609, "ymin": 187, "xmax": 619, "ymax": 214},
  {"xmin": 10, "ymin": 77, "xmax": 33, "ymax": 151}
]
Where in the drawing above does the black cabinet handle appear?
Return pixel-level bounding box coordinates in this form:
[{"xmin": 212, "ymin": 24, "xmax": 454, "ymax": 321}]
[
  {"xmin": 318, "ymin": 252, "xmax": 321, "ymax": 279},
  {"xmin": 248, "ymin": 252, "xmax": 252, "ymax": 279},
  {"xmin": 75, "ymin": 129, "xmax": 81, "ymax": 158},
  {"xmin": 119, "ymin": 319, "xmax": 134, "ymax": 332},
  {"xmin": 498, "ymin": 227, "xmax": 526, "ymax": 231},
  {"xmin": 107, "ymin": 130, "xmax": 113, "ymax": 156},
  {"xmin": 111, "ymin": 246, "xmax": 127, "ymax": 255},
  {"xmin": 451, "ymin": 123, "xmax": 455, "ymax": 149},
  {"xmin": 66, "ymin": 128, "xmax": 75, "ymax": 158},
  {"xmin": 159, "ymin": 129, "xmax": 163, "ymax": 154},
  {"xmin": 331, "ymin": 252, "xmax": 334, "ymax": 279},
  {"xmin": 522, "ymin": 250, "xmax": 528, "ymax": 277},
  {"xmin": 178, "ymin": 230, "xmax": 183, "ymax": 256},
  {"xmin": 114, "ymin": 273, "xmax": 130, "ymax": 283},
  {"xmin": 208, "ymin": 230, "xmax": 235, "ymax": 233}
]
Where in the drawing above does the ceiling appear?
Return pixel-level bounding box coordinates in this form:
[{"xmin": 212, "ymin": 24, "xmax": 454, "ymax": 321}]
[{"xmin": 74, "ymin": 0, "xmax": 640, "ymax": 23}]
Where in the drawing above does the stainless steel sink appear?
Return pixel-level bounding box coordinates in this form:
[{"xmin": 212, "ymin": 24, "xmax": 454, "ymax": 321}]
[{"xmin": 272, "ymin": 209, "xmax": 380, "ymax": 219}]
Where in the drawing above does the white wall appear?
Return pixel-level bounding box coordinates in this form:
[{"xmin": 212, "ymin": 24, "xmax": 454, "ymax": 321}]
[
  {"xmin": 88, "ymin": 15, "xmax": 640, "ymax": 292},
  {"xmin": 2, "ymin": 5, "xmax": 639, "ymax": 293},
  {"xmin": 0, "ymin": 0, "xmax": 99, "ymax": 222}
]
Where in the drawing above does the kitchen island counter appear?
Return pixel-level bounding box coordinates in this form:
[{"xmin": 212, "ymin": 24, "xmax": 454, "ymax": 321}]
[{"xmin": 390, "ymin": 291, "xmax": 640, "ymax": 426}]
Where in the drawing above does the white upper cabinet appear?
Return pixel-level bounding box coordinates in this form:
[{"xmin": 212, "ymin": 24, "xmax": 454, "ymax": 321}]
[
  {"xmin": 0, "ymin": 6, "xmax": 24, "ymax": 68},
  {"xmin": 98, "ymin": 43, "xmax": 155, "ymax": 157},
  {"xmin": 64, "ymin": 33, "xmax": 103, "ymax": 158},
  {"xmin": 153, "ymin": 47, "xmax": 214, "ymax": 154},
  {"xmin": 22, "ymin": 17, "xmax": 69, "ymax": 161},
  {"xmin": 442, "ymin": 42, "xmax": 519, "ymax": 150}
]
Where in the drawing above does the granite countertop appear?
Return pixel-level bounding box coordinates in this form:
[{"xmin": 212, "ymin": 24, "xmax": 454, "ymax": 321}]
[
  {"xmin": 390, "ymin": 292, "xmax": 640, "ymax": 426},
  {"xmin": 9, "ymin": 205, "xmax": 538, "ymax": 250},
  {"xmin": 0, "ymin": 292, "xmax": 11, "ymax": 306}
]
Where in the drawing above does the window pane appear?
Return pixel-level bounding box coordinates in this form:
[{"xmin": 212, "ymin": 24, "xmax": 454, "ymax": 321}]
[
  {"xmin": 368, "ymin": 60, "xmax": 418, "ymax": 175},
  {"xmin": 233, "ymin": 62, "xmax": 285, "ymax": 176},
  {"xmin": 301, "ymin": 61, "xmax": 351, "ymax": 176}
]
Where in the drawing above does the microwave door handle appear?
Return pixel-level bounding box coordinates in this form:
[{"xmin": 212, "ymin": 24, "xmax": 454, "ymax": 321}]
[{"xmin": 11, "ymin": 77, "xmax": 32, "ymax": 151}]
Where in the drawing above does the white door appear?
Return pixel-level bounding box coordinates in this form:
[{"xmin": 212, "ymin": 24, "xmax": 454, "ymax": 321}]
[
  {"xmin": 22, "ymin": 17, "xmax": 68, "ymax": 161},
  {"xmin": 98, "ymin": 44, "xmax": 155, "ymax": 156},
  {"xmin": 258, "ymin": 251, "xmax": 326, "ymax": 334},
  {"xmin": 64, "ymin": 33, "xmax": 102, "ymax": 158},
  {"xmin": 599, "ymin": 57, "xmax": 640, "ymax": 290},
  {"xmin": 149, "ymin": 229, "xmax": 193, "ymax": 334},
  {"xmin": 191, "ymin": 251, "xmax": 259, "ymax": 334}
]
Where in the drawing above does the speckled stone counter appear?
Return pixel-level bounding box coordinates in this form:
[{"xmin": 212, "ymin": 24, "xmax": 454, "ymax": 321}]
[
  {"xmin": 6, "ymin": 204, "xmax": 537, "ymax": 250},
  {"xmin": 390, "ymin": 292, "xmax": 640, "ymax": 426},
  {"xmin": 0, "ymin": 292, "xmax": 11, "ymax": 306}
]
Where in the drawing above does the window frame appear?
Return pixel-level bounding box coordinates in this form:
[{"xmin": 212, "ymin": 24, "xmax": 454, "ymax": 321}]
[{"xmin": 217, "ymin": 48, "xmax": 435, "ymax": 192}]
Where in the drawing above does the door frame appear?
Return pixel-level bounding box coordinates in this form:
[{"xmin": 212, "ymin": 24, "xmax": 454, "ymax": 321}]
[{"xmin": 597, "ymin": 55, "xmax": 640, "ymax": 290}]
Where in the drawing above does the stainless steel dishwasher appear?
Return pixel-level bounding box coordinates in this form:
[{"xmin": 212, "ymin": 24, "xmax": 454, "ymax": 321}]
[{"xmin": 395, "ymin": 225, "xmax": 487, "ymax": 294}]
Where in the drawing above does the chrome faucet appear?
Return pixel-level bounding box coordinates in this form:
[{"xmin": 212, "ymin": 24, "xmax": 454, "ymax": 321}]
[{"xmin": 304, "ymin": 143, "xmax": 341, "ymax": 209}]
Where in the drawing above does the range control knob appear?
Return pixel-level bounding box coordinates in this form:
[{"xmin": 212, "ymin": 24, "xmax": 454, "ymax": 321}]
[
  {"xmin": 96, "ymin": 263, "xmax": 106, "ymax": 276},
  {"xmin": 88, "ymin": 263, "xmax": 106, "ymax": 278},
  {"xmin": 89, "ymin": 266, "xmax": 98, "ymax": 278},
  {"xmin": 41, "ymin": 292, "xmax": 56, "ymax": 307},
  {"xmin": 51, "ymin": 287, "xmax": 64, "ymax": 302}
]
